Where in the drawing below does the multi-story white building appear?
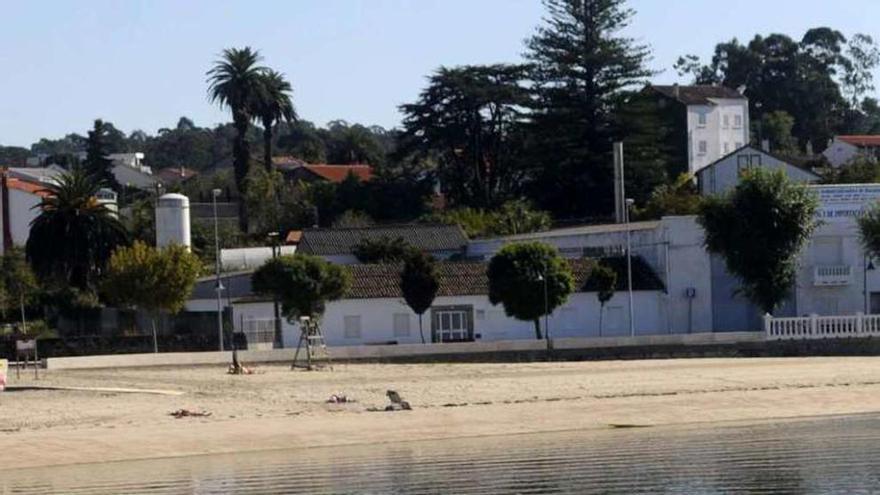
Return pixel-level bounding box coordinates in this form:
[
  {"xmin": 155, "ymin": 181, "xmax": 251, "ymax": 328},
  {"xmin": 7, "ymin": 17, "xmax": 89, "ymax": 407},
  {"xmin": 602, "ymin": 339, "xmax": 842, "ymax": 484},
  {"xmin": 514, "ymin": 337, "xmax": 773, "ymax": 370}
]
[{"xmin": 647, "ymin": 85, "xmax": 750, "ymax": 175}]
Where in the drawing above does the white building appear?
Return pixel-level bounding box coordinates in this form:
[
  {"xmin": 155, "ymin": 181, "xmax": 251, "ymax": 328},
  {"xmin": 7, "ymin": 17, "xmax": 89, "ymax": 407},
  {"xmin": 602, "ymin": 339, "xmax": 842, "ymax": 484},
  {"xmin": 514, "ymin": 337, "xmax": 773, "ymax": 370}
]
[
  {"xmin": 649, "ymin": 85, "xmax": 750, "ymax": 175},
  {"xmin": 0, "ymin": 172, "xmax": 47, "ymax": 255},
  {"xmin": 822, "ymin": 135, "xmax": 880, "ymax": 167},
  {"xmin": 696, "ymin": 144, "xmax": 819, "ymax": 196}
]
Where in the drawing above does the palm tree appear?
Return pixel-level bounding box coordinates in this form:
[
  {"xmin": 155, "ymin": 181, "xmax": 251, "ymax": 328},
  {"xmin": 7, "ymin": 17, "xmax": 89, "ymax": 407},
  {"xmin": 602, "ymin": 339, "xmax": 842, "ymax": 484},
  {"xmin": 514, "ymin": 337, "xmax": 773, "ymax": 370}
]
[
  {"xmin": 26, "ymin": 167, "xmax": 129, "ymax": 291},
  {"xmin": 207, "ymin": 47, "xmax": 266, "ymax": 205},
  {"xmin": 254, "ymin": 69, "xmax": 296, "ymax": 171}
]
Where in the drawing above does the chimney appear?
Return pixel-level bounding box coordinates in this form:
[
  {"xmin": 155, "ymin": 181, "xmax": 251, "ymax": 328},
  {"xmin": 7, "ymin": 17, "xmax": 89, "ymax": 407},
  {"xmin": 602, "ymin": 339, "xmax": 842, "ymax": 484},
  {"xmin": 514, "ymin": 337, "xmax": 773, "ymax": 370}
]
[
  {"xmin": 673, "ymin": 83, "xmax": 680, "ymax": 99},
  {"xmin": 761, "ymin": 139, "xmax": 770, "ymax": 152}
]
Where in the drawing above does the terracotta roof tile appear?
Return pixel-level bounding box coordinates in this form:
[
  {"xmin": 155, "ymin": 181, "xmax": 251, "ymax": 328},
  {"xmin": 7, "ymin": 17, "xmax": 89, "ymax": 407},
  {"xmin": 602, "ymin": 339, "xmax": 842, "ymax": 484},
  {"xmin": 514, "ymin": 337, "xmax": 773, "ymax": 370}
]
[
  {"xmin": 651, "ymin": 85, "xmax": 746, "ymax": 105},
  {"xmin": 297, "ymin": 224, "xmax": 468, "ymax": 256},
  {"xmin": 837, "ymin": 135, "xmax": 880, "ymax": 147}
]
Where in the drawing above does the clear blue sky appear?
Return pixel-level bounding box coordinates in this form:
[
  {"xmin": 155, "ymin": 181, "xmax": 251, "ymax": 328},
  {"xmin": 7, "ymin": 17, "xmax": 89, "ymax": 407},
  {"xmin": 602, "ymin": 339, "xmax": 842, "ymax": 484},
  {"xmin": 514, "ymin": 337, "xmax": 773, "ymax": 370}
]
[{"xmin": 2, "ymin": 0, "xmax": 879, "ymax": 147}]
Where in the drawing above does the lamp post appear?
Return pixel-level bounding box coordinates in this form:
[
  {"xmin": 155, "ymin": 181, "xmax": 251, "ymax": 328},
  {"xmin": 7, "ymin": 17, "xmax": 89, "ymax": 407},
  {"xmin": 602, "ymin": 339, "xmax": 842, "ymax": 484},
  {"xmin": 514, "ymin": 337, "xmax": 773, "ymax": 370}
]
[
  {"xmin": 212, "ymin": 188, "xmax": 224, "ymax": 352},
  {"xmin": 268, "ymin": 231, "xmax": 283, "ymax": 348},
  {"xmin": 625, "ymin": 198, "xmax": 635, "ymax": 338}
]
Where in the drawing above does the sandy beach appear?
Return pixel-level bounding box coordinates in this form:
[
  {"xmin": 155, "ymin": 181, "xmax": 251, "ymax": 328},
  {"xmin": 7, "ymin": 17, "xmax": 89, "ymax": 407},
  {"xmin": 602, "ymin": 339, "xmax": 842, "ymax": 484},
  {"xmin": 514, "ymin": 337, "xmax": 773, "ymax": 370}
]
[{"xmin": 3, "ymin": 356, "xmax": 880, "ymax": 471}]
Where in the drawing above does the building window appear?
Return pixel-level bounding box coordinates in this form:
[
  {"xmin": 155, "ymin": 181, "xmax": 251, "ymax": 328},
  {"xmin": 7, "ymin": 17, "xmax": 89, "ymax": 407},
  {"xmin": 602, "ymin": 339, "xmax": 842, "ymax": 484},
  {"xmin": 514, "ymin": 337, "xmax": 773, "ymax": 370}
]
[
  {"xmin": 723, "ymin": 142, "xmax": 730, "ymax": 154},
  {"xmin": 343, "ymin": 315, "xmax": 362, "ymax": 339},
  {"xmin": 749, "ymin": 154, "xmax": 762, "ymax": 166},
  {"xmin": 697, "ymin": 113, "xmax": 707, "ymax": 126},
  {"xmin": 432, "ymin": 307, "xmax": 473, "ymax": 343},
  {"xmin": 723, "ymin": 115, "xmax": 730, "ymax": 128},
  {"xmin": 734, "ymin": 114, "xmax": 743, "ymax": 128},
  {"xmin": 698, "ymin": 141, "xmax": 707, "ymax": 155},
  {"xmin": 392, "ymin": 313, "xmax": 410, "ymax": 337}
]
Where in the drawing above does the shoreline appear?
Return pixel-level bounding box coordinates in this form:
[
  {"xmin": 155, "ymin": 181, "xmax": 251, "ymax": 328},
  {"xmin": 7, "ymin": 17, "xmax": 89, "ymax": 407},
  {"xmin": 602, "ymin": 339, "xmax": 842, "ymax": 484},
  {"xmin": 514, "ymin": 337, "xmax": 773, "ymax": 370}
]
[{"xmin": 4, "ymin": 357, "xmax": 880, "ymax": 471}]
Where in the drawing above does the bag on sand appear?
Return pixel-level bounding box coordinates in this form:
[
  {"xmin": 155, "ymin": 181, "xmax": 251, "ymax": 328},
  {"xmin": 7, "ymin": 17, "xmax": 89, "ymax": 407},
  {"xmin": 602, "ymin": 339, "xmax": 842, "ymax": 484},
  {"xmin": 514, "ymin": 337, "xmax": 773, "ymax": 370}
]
[{"xmin": 0, "ymin": 359, "xmax": 7, "ymax": 391}]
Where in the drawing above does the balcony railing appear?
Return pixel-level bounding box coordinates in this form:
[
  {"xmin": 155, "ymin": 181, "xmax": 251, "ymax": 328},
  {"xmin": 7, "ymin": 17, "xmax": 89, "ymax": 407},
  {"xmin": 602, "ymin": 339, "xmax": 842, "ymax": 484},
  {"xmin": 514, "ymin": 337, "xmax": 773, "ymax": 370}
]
[
  {"xmin": 766, "ymin": 313, "xmax": 880, "ymax": 340},
  {"xmin": 813, "ymin": 264, "xmax": 852, "ymax": 286}
]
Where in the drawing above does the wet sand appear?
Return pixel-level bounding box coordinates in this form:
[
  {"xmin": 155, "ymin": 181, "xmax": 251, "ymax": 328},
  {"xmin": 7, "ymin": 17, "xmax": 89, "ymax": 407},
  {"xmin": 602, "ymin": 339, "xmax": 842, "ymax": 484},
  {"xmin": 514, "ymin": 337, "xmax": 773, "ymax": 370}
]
[{"xmin": 3, "ymin": 357, "xmax": 880, "ymax": 470}]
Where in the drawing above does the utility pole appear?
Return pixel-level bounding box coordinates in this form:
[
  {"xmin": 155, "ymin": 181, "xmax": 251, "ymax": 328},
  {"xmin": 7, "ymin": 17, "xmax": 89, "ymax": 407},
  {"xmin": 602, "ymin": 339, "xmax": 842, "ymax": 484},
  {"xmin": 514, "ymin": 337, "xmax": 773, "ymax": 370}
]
[
  {"xmin": 268, "ymin": 231, "xmax": 283, "ymax": 348},
  {"xmin": 625, "ymin": 198, "xmax": 635, "ymax": 338},
  {"xmin": 212, "ymin": 188, "xmax": 224, "ymax": 352}
]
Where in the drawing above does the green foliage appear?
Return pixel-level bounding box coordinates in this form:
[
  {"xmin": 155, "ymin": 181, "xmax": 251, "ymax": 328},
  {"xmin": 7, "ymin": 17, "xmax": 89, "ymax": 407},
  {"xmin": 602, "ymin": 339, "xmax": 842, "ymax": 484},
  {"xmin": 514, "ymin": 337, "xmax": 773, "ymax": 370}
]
[
  {"xmin": 253, "ymin": 69, "xmax": 296, "ymax": 171},
  {"xmin": 332, "ymin": 210, "xmax": 374, "ymax": 229},
  {"xmin": 591, "ymin": 263, "xmax": 617, "ymax": 307},
  {"xmin": 400, "ymin": 251, "xmax": 440, "ymax": 343},
  {"xmin": 822, "ymin": 156, "xmax": 880, "ymax": 184},
  {"xmin": 0, "ymin": 247, "xmax": 40, "ymax": 320},
  {"xmin": 84, "ymin": 119, "xmax": 121, "ymax": 190},
  {"xmin": 699, "ymin": 169, "xmax": 819, "ymax": 313},
  {"xmin": 428, "ymin": 200, "xmax": 551, "ymax": 238},
  {"xmin": 353, "ymin": 237, "xmax": 417, "ymax": 263},
  {"xmin": 251, "ymin": 255, "xmax": 351, "ymax": 321},
  {"xmin": 636, "ymin": 173, "xmax": 703, "ymax": 219},
  {"xmin": 759, "ymin": 111, "xmax": 798, "ymax": 154},
  {"xmin": 399, "ymin": 64, "xmax": 531, "ymax": 208},
  {"xmin": 857, "ymin": 204, "xmax": 880, "ymax": 260},
  {"xmin": 102, "ymin": 241, "xmax": 202, "ymax": 315},
  {"xmin": 525, "ymin": 0, "xmax": 654, "ymax": 218},
  {"xmin": 487, "ymin": 242, "xmax": 575, "ymax": 339},
  {"xmin": 26, "ymin": 167, "xmax": 130, "ymax": 291},
  {"xmin": 124, "ymin": 198, "xmax": 156, "ymax": 244},
  {"xmin": 243, "ymin": 167, "xmax": 316, "ymax": 236}
]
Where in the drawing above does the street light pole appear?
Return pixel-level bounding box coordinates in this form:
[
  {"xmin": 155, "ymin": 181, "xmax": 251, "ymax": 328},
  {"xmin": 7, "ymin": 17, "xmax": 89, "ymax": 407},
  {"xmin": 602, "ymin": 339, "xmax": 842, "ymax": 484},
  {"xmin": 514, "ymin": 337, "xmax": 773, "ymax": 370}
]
[
  {"xmin": 625, "ymin": 198, "xmax": 635, "ymax": 338},
  {"xmin": 268, "ymin": 231, "xmax": 282, "ymax": 348},
  {"xmin": 212, "ymin": 188, "xmax": 224, "ymax": 352}
]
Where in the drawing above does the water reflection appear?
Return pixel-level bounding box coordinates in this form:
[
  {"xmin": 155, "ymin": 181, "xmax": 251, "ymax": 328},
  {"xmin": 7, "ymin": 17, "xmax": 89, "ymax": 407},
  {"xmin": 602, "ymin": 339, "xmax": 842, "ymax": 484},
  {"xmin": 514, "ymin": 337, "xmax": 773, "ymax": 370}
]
[{"xmin": 5, "ymin": 415, "xmax": 880, "ymax": 494}]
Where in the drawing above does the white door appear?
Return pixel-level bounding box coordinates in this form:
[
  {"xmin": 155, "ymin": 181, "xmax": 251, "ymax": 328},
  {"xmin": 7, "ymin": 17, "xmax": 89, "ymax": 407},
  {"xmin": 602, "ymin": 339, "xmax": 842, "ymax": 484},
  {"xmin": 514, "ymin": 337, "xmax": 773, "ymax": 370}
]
[{"xmin": 436, "ymin": 310, "xmax": 469, "ymax": 342}]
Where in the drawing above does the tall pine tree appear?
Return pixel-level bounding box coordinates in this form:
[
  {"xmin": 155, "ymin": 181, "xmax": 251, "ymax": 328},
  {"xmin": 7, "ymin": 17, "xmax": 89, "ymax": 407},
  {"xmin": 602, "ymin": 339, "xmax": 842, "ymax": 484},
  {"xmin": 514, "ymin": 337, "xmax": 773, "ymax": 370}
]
[
  {"xmin": 84, "ymin": 119, "xmax": 120, "ymax": 190},
  {"xmin": 524, "ymin": 0, "xmax": 653, "ymax": 219}
]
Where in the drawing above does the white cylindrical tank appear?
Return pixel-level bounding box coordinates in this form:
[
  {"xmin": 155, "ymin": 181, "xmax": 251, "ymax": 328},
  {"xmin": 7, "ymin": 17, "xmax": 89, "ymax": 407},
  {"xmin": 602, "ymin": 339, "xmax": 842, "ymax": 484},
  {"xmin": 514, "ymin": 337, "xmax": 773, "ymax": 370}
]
[{"xmin": 155, "ymin": 193, "xmax": 191, "ymax": 251}]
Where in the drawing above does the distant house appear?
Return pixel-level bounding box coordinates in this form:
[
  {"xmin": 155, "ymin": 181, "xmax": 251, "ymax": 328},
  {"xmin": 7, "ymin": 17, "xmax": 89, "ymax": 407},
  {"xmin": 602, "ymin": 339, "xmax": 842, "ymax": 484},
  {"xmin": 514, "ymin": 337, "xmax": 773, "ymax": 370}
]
[
  {"xmin": 822, "ymin": 135, "xmax": 880, "ymax": 167},
  {"xmin": 0, "ymin": 171, "xmax": 49, "ymax": 254},
  {"xmin": 696, "ymin": 144, "xmax": 820, "ymax": 195},
  {"xmin": 642, "ymin": 84, "xmax": 750, "ymax": 175},
  {"xmin": 293, "ymin": 224, "xmax": 469, "ymax": 263},
  {"xmin": 156, "ymin": 166, "xmax": 198, "ymax": 185},
  {"xmin": 272, "ymin": 156, "xmax": 373, "ymax": 184}
]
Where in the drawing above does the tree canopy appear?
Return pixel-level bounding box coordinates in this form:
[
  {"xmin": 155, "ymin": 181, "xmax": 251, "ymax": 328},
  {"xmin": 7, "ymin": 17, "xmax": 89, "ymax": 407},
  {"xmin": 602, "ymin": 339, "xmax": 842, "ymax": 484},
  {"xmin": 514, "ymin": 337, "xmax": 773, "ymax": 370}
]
[
  {"xmin": 487, "ymin": 242, "xmax": 575, "ymax": 339},
  {"xmin": 699, "ymin": 169, "xmax": 819, "ymax": 313},
  {"xmin": 251, "ymin": 255, "xmax": 351, "ymax": 321},
  {"xmin": 400, "ymin": 251, "xmax": 440, "ymax": 344}
]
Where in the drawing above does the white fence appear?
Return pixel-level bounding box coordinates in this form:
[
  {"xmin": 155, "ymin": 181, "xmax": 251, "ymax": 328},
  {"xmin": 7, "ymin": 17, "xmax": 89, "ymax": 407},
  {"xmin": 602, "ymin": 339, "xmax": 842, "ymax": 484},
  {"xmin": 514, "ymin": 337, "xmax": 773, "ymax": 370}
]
[{"xmin": 765, "ymin": 312, "xmax": 880, "ymax": 339}]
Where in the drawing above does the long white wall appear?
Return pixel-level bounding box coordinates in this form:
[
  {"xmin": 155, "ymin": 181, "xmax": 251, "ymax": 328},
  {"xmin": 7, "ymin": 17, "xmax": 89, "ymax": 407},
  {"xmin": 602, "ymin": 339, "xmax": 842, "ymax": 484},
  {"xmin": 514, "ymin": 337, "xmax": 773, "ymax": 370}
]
[{"xmin": 232, "ymin": 291, "xmax": 668, "ymax": 348}]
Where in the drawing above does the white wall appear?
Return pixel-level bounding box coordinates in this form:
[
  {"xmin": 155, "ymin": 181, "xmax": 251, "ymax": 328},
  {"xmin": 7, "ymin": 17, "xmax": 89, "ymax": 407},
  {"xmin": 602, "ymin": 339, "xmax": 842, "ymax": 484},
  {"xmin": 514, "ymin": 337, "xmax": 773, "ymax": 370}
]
[
  {"xmin": 698, "ymin": 147, "xmax": 818, "ymax": 195},
  {"xmin": 822, "ymin": 140, "xmax": 859, "ymax": 168},
  {"xmin": 687, "ymin": 99, "xmax": 749, "ymax": 174},
  {"xmin": 221, "ymin": 246, "xmax": 297, "ymax": 271},
  {"xmin": 232, "ymin": 291, "xmax": 668, "ymax": 348},
  {"xmin": 0, "ymin": 188, "xmax": 41, "ymax": 255}
]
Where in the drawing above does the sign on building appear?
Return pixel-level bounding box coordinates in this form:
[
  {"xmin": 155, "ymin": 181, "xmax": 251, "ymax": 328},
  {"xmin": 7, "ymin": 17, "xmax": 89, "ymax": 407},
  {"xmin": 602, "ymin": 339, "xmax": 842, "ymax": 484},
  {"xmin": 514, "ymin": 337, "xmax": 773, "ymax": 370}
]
[{"xmin": 812, "ymin": 185, "xmax": 880, "ymax": 222}]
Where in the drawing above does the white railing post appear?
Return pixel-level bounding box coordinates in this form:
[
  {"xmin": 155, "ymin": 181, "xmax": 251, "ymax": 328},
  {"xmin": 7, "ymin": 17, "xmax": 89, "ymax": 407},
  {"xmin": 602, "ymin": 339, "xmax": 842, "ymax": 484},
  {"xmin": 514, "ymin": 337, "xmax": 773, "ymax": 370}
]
[
  {"xmin": 810, "ymin": 314, "xmax": 818, "ymax": 337},
  {"xmin": 857, "ymin": 312, "xmax": 865, "ymax": 335},
  {"xmin": 764, "ymin": 313, "xmax": 772, "ymax": 337}
]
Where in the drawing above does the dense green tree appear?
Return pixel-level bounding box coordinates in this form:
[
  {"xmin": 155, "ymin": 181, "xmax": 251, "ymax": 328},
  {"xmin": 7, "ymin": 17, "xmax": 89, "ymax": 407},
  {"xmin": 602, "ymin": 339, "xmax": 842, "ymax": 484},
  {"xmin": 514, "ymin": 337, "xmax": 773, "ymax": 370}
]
[
  {"xmin": 822, "ymin": 156, "xmax": 880, "ymax": 184},
  {"xmin": 207, "ymin": 47, "xmax": 266, "ymax": 227},
  {"xmin": 524, "ymin": 0, "xmax": 654, "ymax": 218},
  {"xmin": 590, "ymin": 263, "xmax": 616, "ymax": 336},
  {"xmin": 84, "ymin": 119, "xmax": 120, "ymax": 189},
  {"xmin": 635, "ymin": 173, "xmax": 702, "ymax": 219},
  {"xmin": 275, "ymin": 120, "xmax": 327, "ymax": 163},
  {"xmin": 487, "ymin": 242, "xmax": 575, "ymax": 339},
  {"xmin": 254, "ymin": 69, "xmax": 296, "ymax": 171},
  {"xmin": 251, "ymin": 255, "xmax": 351, "ymax": 323},
  {"xmin": 427, "ymin": 200, "xmax": 551, "ymax": 238},
  {"xmin": 353, "ymin": 237, "xmax": 416, "ymax": 263},
  {"xmin": 26, "ymin": 167, "xmax": 129, "ymax": 291},
  {"xmin": 331, "ymin": 210, "xmax": 374, "ymax": 229},
  {"xmin": 0, "ymin": 248, "xmax": 40, "ymax": 330},
  {"xmin": 0, "ymin": 146, "xmax": 30, "ymax": 166},
  {"xmin": 320, "ymin": 120, "xmax": 388, "ymax": 167},
  {"xmin": 699, "ymin": 169, "xmax": 819, "ymax": 313},
  {"xmin": 399, "ymin": 64, "xmax": 531, "ymax": 208},
  {"xmin": 102, "ymin": 242, "xmax": 201, "ymax": 352},
  {"xmin": 400, "ymin": 251, "xmax": 439, "ymax": 344},
  {"xmin": 758, "ymin": 111, "xmax": 798, "ymax": 154}
]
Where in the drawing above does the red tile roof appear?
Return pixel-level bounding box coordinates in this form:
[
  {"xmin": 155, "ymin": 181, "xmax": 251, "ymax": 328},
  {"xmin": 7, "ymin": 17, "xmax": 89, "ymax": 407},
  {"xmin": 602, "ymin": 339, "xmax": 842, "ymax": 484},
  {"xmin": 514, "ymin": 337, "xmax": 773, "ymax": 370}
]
[
  {"xmin": 837, "ymin": 135, "xmax": 880, "ymax": 147},
  {"xmin": 304, "ymin": 164, "xmax": 373, "ymax": 183},
  {"xmin": 156, "ymin": 167, "xmax": 198, "ymax": 182},
  {"xmin": 5, "ymin": 177, "xmax": 49, "ymax": 197}
]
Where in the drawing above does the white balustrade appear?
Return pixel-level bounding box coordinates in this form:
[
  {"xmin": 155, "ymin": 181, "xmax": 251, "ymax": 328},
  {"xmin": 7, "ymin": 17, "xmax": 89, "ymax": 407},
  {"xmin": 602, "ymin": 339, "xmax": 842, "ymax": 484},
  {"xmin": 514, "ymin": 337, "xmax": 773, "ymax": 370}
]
[
  {"xmin": 813, "ymin": 265, "xmax": 853, "ymax": 286},
  {"xmin": 765, "ymin": 312, "xmax": 880, "ymax": 339}
]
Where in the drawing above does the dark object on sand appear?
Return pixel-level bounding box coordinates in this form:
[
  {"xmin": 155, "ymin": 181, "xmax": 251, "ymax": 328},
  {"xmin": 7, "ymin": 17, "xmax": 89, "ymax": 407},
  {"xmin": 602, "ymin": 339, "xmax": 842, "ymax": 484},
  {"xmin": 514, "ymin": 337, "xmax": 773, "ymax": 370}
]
[
  {"xmin": 385, "ymin": 390, "xmax": 412, "ymax": 411},
  {"xmin": 170, "ymin": 409, "xmax": 212, "ymax": 418}
]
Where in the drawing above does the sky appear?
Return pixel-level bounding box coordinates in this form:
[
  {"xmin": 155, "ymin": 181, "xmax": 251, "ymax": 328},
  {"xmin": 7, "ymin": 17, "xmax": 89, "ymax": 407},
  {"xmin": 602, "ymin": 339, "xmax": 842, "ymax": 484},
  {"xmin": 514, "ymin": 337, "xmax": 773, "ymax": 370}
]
[{"xmin": 2, "ymin": 0, "xmax": 880, "ymax": 148}]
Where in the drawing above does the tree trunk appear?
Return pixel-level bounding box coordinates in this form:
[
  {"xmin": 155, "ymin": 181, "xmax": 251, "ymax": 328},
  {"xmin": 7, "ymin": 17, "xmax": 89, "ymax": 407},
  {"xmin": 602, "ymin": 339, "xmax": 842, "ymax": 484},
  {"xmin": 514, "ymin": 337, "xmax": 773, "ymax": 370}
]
[
  {"xmin": 20, "ymin": 295, "xmax": 27, "ymax": 335},
  {"xmin": 232, "ymin": 113, "xmax": 250, "ymax": 233},
  {"xmin": 533, "ymin": 319, "xmax": 543, "ymax": 340},
  {"xmin": 263, "ymin": 119, "xmax": 274, "ymax": 172},
  {"xmin": 418, "ymin": 314, "xmax": 425, "ymax": 344},
  {"xmin": 151, "ymin": 316, "xmax": 159, "ymax": 354}
]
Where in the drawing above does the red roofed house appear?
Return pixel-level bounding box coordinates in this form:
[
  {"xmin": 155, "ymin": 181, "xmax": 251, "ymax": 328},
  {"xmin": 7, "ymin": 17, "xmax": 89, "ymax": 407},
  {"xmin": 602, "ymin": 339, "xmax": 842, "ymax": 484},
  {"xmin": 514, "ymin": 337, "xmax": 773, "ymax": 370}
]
[
  {"xmin": 823, "ymin": 135, "xmax": 880, "ymax": 167},
  {"xmin": 271, "ymin": 156, "xmax": 373, "ymax": 184},
  {"xmin": 0, "ymin": 170, "xmax": 51, "ymax": 255}
]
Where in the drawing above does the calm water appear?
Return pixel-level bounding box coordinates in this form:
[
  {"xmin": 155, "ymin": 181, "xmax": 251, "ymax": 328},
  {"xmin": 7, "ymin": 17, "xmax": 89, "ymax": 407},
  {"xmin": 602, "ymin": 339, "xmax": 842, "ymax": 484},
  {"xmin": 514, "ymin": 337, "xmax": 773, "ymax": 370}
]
[{"xmin": 5, "ymin": 415, "xmax": 880, "ymax": 494}]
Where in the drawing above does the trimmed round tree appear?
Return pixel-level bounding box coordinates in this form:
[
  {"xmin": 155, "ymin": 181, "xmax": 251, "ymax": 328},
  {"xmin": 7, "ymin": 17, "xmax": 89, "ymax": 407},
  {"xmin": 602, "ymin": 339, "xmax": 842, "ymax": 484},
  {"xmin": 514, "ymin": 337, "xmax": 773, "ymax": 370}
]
[
  {"xmin": 487, "ymin": 242, "xmax": 575, "ymax": 340},
  {"xmin": 590, "ymin": 263, "xmax": 617, "ymax": 336},
  {"xmin": 400, "ymin": 251, "xmax": 440, "ymax": 344},
  {"xmin": 252, "ymin": 255, "xmax": 351, "ymax": 322},
  {"xmin": 699, "ymin": 169, "xmax": 818, "ymax": 314}
]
